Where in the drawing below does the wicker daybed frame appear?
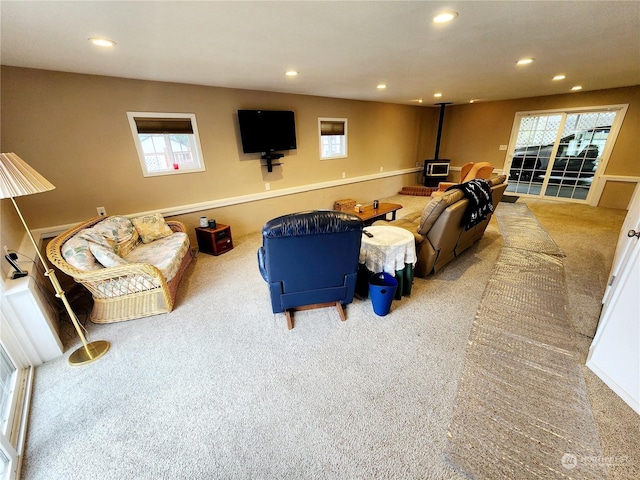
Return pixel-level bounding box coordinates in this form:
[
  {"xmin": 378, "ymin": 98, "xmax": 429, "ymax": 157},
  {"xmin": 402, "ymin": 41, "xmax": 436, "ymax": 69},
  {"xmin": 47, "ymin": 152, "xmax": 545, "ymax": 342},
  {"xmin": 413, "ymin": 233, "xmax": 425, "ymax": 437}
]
[{"xmin": 46, "ymin": 216, "xmax": 193, "ymax": 324}]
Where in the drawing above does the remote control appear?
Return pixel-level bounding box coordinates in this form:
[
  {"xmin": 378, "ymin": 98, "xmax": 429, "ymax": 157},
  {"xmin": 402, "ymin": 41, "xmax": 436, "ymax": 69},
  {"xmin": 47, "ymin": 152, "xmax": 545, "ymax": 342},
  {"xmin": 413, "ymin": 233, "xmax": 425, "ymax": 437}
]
[{"xmin": 363, "ymin": 230, "xmax": 374, "ymax": 238}]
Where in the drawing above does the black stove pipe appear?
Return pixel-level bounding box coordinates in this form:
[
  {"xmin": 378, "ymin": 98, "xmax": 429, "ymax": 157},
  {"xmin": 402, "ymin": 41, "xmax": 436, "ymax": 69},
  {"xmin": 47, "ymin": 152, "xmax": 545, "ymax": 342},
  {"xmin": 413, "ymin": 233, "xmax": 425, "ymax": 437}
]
[{"xmin": 433, "ymin": 102, "xmax": 451, "ymax": 161}]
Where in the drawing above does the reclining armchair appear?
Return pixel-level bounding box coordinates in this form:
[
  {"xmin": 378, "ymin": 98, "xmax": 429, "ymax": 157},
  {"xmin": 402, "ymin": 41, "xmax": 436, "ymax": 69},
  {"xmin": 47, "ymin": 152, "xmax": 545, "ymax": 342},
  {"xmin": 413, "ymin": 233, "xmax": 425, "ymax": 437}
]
[
  {"xmin": 432, "ymin": 161, "xmax": 494, "ymax": 196},
  {"xmin": 257, "ymin": 210, "xmax": 364, "ymax": 329}
]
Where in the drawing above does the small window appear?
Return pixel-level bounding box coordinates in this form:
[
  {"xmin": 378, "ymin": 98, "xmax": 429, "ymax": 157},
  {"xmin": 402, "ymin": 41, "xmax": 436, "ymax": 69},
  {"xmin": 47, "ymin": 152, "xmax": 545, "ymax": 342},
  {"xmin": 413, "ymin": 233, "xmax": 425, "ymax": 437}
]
[
  {"xmin": 127, "ymin": 112, "xmax": 205, "ymax": 177},
  {"xmin": 318, "ymin": 118, "xmax": 347, "ymax": 159}
]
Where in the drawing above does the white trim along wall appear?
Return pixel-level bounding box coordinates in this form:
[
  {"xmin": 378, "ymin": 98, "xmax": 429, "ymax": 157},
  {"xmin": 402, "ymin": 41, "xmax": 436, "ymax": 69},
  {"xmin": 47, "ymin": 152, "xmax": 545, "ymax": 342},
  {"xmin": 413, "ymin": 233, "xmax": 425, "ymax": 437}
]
[{"xmin": 33, "ymin": 166, "xmax": 423, "ymax": 240}]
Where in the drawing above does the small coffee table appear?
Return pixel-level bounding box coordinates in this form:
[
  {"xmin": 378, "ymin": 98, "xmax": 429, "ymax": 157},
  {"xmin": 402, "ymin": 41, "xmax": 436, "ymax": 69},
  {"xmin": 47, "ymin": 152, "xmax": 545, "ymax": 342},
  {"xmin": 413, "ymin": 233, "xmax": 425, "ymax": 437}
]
[{"xmin": 353, "ymin": 202, "xmax": 402, "ymax": 225}]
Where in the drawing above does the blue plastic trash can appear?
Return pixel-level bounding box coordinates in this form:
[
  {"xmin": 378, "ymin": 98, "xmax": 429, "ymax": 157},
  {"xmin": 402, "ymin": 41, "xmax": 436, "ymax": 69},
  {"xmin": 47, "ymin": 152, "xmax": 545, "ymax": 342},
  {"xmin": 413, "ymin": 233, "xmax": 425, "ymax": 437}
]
[{"xmin": 368, "ymin": 272, "xmax": 398, "ymax": 316}]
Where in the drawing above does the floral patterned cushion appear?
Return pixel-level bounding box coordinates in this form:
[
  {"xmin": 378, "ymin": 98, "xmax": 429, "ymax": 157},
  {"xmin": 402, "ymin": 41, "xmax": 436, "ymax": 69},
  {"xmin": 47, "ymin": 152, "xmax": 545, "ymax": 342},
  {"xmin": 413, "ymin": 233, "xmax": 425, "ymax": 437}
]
[
  {"xmin": 76, "ymin": 229, "xmax": 115, "ymax": 250},
  {"xmin": 61, "ymin": 232, "xmax": 102, "ymax": 271},
  {"xmin": 123, "ymin": 232, "xmax": 190, "ymax": 282},
  {"xmin": 89, "ymin": 243, "xmax": 128, "ymax": 268},
  {"xmin": 92, "ymin": 216, "xmax": 140, "ymax": 256},
  {"xmin": 131, "ymin": 213, "xmax": 174, "ymax": 244}
]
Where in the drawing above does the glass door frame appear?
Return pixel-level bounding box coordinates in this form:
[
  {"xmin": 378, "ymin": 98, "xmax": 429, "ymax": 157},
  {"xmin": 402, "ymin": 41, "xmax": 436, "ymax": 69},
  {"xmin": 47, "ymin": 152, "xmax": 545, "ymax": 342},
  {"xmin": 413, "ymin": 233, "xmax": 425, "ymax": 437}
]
[
  {"xmin": 0, "ymin": 309, "xmax": 34, "ymax": 480},
  {"xmin": 503, "ymin": 104, "xmax": 628, "ymax": 206}
]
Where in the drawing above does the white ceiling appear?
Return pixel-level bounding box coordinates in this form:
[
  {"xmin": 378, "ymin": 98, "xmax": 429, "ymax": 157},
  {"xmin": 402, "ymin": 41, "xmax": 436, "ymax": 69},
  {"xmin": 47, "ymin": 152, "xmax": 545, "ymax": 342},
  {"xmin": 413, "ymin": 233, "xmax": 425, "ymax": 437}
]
[{"xmin": 1, "ymin": 1, "xmax": 639, "ymax": 106}]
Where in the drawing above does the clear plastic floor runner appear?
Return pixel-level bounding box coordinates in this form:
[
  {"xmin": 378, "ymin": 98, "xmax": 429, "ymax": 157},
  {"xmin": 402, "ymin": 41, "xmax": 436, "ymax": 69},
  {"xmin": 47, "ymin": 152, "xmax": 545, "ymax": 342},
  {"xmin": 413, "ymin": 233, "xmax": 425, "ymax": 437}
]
[{"xmin": 446, "ymin": 204, "xmax": 607, "ymax": 479}]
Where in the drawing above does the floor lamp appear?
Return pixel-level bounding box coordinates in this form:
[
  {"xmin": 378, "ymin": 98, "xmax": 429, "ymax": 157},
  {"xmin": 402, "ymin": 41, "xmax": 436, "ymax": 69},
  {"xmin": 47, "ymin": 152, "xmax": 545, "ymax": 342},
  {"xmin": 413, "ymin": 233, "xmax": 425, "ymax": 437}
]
[{"xmin": 0, "ymin": 153, "xmax": 110, "ymax": 365}]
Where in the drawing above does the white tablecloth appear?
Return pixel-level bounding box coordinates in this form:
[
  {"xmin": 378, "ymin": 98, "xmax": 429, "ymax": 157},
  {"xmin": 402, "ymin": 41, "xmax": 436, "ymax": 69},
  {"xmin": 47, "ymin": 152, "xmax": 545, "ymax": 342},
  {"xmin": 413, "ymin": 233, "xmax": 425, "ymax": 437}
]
[{"xmin": 359, "ymin": 225, "xmax": 417, "ymax": 274}]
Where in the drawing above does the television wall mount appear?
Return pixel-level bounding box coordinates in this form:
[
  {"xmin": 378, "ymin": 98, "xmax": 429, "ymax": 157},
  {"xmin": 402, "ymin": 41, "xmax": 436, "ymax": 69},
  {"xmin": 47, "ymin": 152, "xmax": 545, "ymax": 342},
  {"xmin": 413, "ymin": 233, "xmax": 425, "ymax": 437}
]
[{"xmin": 261, "ymin": 152, "xmax": 284, "ymax": 172}]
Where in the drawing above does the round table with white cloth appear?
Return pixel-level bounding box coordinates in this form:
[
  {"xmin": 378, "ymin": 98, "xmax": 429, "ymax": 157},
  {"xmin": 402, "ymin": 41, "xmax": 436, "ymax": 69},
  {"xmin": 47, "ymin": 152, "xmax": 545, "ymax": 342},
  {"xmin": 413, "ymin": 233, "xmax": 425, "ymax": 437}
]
[{"xmin": 358, "ymin": 225, "xmax": 417, "ymax": 298}]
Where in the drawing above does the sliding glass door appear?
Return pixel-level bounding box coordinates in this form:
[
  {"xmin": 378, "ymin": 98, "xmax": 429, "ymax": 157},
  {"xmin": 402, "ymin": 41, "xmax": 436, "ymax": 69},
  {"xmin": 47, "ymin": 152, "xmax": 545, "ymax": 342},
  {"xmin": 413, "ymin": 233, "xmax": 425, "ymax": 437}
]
[
  {"xmin": 0, "ymin": 314, "xmax": 32, "ymax": 480},
  {"xmin": 505, "ymin": 106, "xmax": 626, "ymax": 202},
  {"xmin": 0, "ymin": 344, "xmax": 19, "ymax": 480}
]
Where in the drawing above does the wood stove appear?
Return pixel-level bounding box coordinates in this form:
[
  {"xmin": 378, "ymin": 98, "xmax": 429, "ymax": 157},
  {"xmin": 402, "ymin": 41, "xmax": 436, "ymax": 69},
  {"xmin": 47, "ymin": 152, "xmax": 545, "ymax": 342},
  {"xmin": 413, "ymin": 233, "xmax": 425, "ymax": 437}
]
[
  {"xmin": 423, "ymin": 159, "xmax": 450, "ymax": 187},
  {"xmin": 423, "ymin": 102, "xmax": 452, "ymax": 187}
]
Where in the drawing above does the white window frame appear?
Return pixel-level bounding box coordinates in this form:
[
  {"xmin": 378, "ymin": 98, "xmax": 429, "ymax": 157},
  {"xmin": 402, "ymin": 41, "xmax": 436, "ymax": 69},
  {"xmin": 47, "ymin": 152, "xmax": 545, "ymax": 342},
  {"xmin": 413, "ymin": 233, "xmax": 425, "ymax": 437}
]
[
  {"xmin": 127, "ymin": 112, "xmax": 205, "ymax": 177},
  {"xmin": 318, "ymin": 117, "xmax": 348, "ymax": 160},
  {"xmin": 504, "ymin": 104, "xmax": 628, "ymax": 206},
  {"xmin": 0, "ymin": 309, "xmax": 32, "ymax": 480}
]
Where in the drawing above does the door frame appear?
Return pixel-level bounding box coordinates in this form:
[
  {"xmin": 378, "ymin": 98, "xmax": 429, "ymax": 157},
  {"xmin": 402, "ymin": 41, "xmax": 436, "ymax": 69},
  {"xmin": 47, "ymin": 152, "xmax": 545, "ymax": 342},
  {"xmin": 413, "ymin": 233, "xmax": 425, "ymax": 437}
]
[
  {"xmin": 0, "ymin": 311, "xmax": 34, "ymax": 480},
  {"xmin": 503, "ymin": 104, "xmax": 629, "ymax": 206}
]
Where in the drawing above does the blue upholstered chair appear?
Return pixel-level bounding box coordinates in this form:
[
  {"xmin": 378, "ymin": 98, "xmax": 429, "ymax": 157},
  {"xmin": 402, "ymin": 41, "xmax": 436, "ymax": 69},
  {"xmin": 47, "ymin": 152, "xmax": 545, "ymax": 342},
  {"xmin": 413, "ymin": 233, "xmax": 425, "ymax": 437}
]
[{"xmin": 257, "ymin": 210, "xmax": 364, "ymax": 329}]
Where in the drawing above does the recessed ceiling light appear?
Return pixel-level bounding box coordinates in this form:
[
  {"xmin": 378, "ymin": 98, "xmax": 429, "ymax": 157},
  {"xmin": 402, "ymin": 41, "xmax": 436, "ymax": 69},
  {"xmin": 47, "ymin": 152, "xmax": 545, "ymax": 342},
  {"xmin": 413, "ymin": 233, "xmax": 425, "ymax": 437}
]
[
  {"xmin": 516, "ymin": 58, "xmax": 534, "ymax": 65},
  {"xmin": 469, "ymin": 99, "xmax": 479, "ymax": 104},
  {"xmin": 571, "ymin": 85, "xmax": 583, "ymax": 91},
  {"xmin": 434, "ymin": 92, "xmax": 443, "ymax": 98},
  {"xmin": 552, "ymin": 74, "xmax": 566, "ymax": 81},
  {"xmin": 433, "ymin": 11, "xmax": 458, "ymax": 23},
  {"xmin": 285, "ymin": 70, "xmax": 298, "ymax": 77},
  {"xmin": 89, "ymin": 38, "xmax": 116, "ymax": 47},
  {"xmin": 377, "ymin": 84, "xmax": 387, "ymax": 90}
]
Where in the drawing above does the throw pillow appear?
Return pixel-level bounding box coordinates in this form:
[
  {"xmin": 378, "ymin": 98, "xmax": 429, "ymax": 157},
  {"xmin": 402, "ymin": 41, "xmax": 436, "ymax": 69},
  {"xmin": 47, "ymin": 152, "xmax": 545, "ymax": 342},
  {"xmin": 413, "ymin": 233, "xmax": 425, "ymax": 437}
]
[
  {"xmin": 418, "ymin": 189, "xmax": 465, "ymax": 235},
  {"xmin": 487, "ymin": 174, "xmax": 507, "ymax": 187},
  {"xmin": 132, "ymin": 213, "xmax": 174, "ymax": 244},
  {"xmin": 91, "ymin": 216, "xmax": 140, "ymax": 256},
  {"xmin": 61, "ymin": 234, "xmax": 101, "ymax": 271},
  {"xmin": 76, "ymin": 228, "xmax": 115, "ymax": 249},
  {"xmin": 89, "ymin": 243, "xmax": 128, "ymax": 268}
]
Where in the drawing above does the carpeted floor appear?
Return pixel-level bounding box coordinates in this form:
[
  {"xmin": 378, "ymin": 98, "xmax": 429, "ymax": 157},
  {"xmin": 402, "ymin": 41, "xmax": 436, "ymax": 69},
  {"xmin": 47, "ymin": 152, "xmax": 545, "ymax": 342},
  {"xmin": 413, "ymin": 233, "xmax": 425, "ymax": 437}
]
[{"xmin": 21, "ymin": 196, "xmax": 639, "ymax": 479}]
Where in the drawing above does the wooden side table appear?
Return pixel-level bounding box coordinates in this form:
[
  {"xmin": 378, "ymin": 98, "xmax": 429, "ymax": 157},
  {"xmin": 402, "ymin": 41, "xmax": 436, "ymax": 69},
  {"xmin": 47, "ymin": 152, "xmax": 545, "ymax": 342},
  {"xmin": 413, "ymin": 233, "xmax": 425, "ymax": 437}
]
[{"xmin": 195, "ymin": 224, "xmax": 233, "ymax": 256}]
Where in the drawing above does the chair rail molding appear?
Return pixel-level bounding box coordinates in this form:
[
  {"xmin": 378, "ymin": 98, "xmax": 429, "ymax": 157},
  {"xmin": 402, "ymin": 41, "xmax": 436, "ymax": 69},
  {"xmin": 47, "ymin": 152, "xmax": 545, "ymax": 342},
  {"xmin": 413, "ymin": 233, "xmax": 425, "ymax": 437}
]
[{"xmin": 33, "ymin": 166, "xmax": 422, "ymax": 239}]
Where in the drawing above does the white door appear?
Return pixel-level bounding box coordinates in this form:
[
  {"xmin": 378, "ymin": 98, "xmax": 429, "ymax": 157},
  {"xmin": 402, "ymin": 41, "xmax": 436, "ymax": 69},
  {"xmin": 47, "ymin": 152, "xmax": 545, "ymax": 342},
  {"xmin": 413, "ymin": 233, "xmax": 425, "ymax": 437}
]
[
  {"xmin": 587, "ymin": 184, "xmax": 640, "ymax": 414},
  {"xmin": 603, "ymin": 184, "xmax": 640, "ymax": 305}
]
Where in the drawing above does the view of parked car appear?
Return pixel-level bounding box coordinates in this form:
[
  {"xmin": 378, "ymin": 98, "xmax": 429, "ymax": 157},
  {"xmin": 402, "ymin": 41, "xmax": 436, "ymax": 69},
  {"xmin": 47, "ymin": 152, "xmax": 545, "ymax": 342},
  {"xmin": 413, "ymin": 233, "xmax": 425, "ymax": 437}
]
[{"xmin": 509, "ymin": 127, "xmax": 610, "ymax": 182}]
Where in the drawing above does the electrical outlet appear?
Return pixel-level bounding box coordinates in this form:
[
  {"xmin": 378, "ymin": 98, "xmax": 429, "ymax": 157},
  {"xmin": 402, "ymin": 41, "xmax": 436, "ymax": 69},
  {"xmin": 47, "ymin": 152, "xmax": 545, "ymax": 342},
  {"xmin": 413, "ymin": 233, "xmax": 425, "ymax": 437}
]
[
  {"xmin": 342, "ymin": 172, "xmax": 346, "ymax": 179},
  {"xmin": 96, "ymin": 206, "xmax": 106, "ymax": 216},
  {"xmin": 265, "ymin": 183, "xmax": 270, "ymax": 191},
  {"xmin": 499, "ymin": 144, "xmax": 508, "ymax": 151},
  {"xmin": 379, "ymin": 166, "xmax": 384, "ymax": 172},
  {"xmin": 3, "ymin": 245, "xmax": 8, "ymax": 255}
]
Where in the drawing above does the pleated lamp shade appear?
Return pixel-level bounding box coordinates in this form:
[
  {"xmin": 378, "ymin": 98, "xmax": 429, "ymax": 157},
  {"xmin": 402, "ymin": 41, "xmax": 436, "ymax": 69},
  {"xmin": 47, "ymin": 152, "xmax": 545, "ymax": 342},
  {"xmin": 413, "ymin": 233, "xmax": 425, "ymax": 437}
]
[
  {"xmin": 0, "ymin": 153, "xmax": 55, "ymax": 199},
  {"xmin": 0, "ymin": 153, "xmax": 109, "ymax": 364}
]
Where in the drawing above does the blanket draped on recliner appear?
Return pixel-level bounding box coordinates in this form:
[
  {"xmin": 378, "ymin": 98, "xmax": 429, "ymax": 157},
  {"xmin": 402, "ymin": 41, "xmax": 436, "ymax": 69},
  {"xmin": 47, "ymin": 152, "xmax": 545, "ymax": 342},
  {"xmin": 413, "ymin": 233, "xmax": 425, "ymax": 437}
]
[{"xmin": 446, "ymin": 179, "xmax": 494, "ymax": 231}]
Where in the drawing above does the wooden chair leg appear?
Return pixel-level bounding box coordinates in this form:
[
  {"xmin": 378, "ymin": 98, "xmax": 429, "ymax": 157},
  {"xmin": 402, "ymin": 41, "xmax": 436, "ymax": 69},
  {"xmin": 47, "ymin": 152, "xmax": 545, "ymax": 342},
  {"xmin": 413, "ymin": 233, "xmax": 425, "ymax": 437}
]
[{"xmin": 284, "ymin": 302, "xmax": 346, "ymax": 329}]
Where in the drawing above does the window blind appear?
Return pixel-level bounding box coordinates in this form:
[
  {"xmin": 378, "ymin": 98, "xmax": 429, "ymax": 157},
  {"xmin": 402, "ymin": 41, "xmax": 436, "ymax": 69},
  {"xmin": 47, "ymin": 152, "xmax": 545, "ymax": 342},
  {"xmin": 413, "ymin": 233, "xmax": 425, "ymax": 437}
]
[
  {"xmin": 320, "ymin": 120, "xmax": 345, "ymax": 136},
  {"xmin": 134, "ymin": 117, "xmax": 194, "ymax": 134}
]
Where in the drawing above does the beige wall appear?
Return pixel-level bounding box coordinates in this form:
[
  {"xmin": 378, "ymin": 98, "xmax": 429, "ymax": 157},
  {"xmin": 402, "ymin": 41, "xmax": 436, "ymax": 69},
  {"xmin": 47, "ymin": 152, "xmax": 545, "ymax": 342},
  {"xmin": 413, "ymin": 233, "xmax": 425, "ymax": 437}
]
[
  {"xmin": 0, "ymin": 201, "xmax": 24, "ymax": 277},
  {"xmin": 176, "ymin": 173, "xmax": 420, "ymax": 244},
  {"xmin": 1, "ymin": 67, "xmax": 436, "ymax": 235},
  {"xmin": 1, "ymin": 66, "xmax": 638, "ymax": 248},
  {"xmin": 438, "ymin": 85, "xmax": 640, "ymax": 207},
  {"xmin": 600, "ymin": 181, "xmax": 639, "ymax": 210}
]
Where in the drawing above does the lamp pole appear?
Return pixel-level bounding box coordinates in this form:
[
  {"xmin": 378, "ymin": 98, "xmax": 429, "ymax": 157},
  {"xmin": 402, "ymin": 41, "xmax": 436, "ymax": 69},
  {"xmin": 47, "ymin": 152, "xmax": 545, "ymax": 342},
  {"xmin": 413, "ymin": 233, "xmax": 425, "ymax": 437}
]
[{"xmin": 10, "ymin": 197, "xmax": 110, "ymax": 365}]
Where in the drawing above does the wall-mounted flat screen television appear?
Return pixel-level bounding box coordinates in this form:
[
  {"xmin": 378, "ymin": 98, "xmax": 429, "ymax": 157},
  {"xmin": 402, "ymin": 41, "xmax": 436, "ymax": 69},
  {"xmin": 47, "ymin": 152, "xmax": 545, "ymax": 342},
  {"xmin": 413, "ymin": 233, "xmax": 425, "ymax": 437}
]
[{"xmin": 237, "ymin": 110, "xmax": 297, "ymax": 154}]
